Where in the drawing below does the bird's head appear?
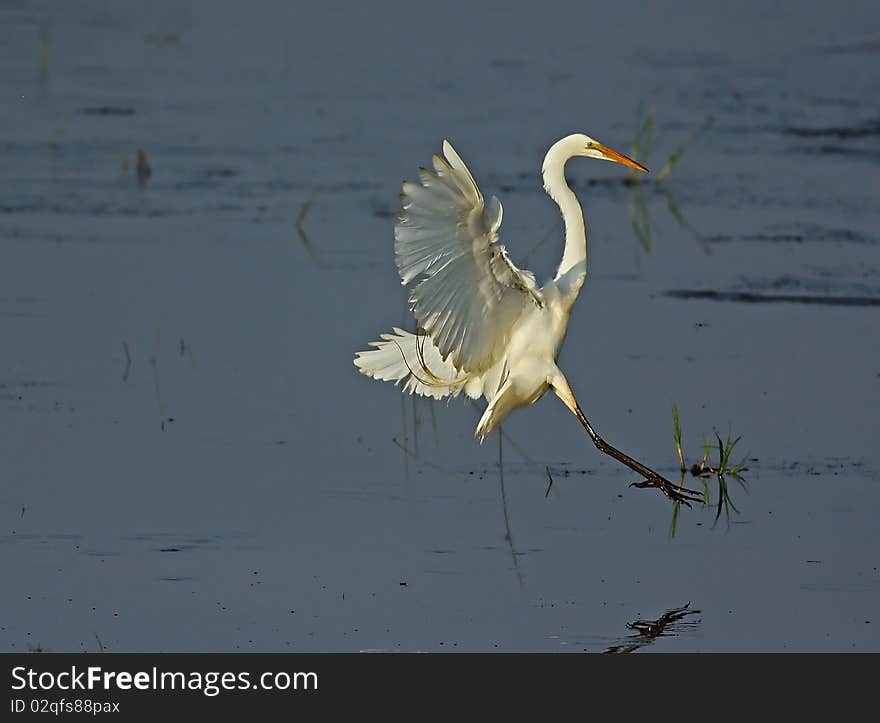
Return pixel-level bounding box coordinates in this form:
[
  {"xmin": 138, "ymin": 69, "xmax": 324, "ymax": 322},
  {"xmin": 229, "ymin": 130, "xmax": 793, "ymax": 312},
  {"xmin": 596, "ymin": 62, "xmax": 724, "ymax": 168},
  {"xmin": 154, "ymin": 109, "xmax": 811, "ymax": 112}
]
[
  {"xmin": 575, "ymin": 133, "xmax": 648, "ymax": 172},
  {"xmin": 544, "ymin": 133, "xmax": 648, "ymax": 176}
]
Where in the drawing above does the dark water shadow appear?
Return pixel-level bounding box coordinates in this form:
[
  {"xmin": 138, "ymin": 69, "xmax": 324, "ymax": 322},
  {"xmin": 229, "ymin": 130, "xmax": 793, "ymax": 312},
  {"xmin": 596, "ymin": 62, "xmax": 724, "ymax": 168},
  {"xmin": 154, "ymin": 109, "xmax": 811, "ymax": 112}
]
[
  {"xmin": 664, "ymin": 289, "xmax": 880, "ymax": 307},
  {"xmin": 783, "ymin": 118, "xmax": 880, "ymax": 139},
  {"xmin": 703, "ymin": 225, "xmax": 876, "ymax": 245}
]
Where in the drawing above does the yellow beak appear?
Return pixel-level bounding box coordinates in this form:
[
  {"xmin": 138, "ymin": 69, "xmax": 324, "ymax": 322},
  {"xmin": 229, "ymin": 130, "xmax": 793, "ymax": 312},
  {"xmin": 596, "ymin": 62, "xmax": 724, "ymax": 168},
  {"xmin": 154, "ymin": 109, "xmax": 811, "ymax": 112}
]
[{"xmin": 593, "ymin": 143, "xmax": 649, "ymax": 173}]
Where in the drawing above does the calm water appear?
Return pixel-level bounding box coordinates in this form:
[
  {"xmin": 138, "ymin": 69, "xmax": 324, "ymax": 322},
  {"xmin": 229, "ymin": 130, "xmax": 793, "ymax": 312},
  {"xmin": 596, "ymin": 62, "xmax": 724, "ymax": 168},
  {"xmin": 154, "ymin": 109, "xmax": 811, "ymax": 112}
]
[{"xmin": 1, "ymin": 0, "xmax": 878, "ymax": 651}]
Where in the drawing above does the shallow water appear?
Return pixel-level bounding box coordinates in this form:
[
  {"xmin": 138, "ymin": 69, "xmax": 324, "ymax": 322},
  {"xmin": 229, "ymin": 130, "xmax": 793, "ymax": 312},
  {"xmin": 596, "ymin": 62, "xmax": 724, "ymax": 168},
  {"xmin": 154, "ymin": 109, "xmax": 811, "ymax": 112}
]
[{"xmin": 1, "ymin": 0, "xmax": 878, "ymax": 651}]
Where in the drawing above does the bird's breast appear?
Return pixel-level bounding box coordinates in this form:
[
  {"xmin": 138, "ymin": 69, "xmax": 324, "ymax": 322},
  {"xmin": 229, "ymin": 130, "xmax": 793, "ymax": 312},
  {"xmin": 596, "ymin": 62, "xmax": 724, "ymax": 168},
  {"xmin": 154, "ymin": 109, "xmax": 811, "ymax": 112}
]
[
  {"xmin": 506, "ymin": 298, "xmax": 570, "ymax": 362},
  {"xmin": 478, "ymin": 294, "xmax": 572, "ymax": 405}
]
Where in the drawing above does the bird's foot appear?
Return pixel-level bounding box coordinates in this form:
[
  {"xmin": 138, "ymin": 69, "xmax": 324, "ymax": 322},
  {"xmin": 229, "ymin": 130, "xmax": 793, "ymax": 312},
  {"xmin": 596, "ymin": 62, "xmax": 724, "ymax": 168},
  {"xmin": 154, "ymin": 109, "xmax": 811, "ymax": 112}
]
[{"xmin": 629, "ymin": 474, "xmax": 704, "ymax": 506}]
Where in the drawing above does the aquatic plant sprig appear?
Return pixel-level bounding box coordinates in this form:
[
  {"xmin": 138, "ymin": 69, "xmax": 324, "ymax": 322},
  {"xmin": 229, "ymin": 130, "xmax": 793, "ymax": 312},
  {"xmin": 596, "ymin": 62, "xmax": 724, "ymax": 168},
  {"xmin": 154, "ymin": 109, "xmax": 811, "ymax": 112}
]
[
  {"xmin": 669, "ymin": 404, "xmax": 750, "ymax": 536},
  {"xmin": 627, "ymin": 107, "xmax": 715, "ymax": 184},
  {"xmin": 618, "ymin": 107, "xmax": 715, "ymax": 253}
]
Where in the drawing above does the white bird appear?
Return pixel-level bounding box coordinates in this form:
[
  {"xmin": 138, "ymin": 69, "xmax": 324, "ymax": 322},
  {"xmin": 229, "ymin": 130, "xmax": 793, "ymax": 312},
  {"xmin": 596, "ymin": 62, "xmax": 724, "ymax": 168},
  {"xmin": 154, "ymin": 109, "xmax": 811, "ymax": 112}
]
[{"xmin": 354, "ymin": 134, "xmax": 701, "ymax": 504}]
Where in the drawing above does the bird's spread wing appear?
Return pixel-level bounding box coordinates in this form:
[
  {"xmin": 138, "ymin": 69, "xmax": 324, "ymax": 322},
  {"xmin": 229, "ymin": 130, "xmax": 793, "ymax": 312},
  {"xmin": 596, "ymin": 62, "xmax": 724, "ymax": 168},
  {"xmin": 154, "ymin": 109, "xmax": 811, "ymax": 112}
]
[{"xmin": 394, "ymin": 140, "xmax": 542, "ymax": 373}]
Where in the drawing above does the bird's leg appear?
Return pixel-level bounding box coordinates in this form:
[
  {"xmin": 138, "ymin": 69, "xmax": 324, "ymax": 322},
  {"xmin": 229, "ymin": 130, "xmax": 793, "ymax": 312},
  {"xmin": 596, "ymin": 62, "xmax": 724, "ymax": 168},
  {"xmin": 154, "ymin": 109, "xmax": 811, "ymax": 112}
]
[
  {"xmin": 551, "ymin": 377, "xmax": 703, "ymax": 506},
  {"xmin": 573, "ymin": 404, "xmax": 703, "ymax": 505}
]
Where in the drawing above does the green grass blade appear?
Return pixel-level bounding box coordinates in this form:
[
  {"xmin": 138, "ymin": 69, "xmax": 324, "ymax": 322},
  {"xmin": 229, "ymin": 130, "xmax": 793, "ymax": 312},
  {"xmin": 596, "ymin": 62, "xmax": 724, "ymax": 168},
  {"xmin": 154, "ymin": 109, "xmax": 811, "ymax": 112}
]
[
  {"xmin": 655, "ymin": 115, "xmax": 715, "ymax": 184},
  {"xmin": 672, "ymin": 404, "xmax": 684, "ymax": 471}
]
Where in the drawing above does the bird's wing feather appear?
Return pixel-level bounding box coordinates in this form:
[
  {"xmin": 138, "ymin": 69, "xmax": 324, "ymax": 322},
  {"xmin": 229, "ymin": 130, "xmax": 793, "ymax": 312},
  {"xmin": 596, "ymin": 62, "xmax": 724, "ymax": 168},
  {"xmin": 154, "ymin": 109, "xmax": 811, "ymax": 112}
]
[{"xmin": 394, "ymin": 140, "xmax": 542, "ymax": 373}]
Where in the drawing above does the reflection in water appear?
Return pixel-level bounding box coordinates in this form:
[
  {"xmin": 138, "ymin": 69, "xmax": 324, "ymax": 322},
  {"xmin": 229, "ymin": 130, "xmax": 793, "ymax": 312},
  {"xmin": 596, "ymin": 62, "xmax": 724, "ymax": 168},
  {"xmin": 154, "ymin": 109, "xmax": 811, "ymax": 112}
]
[
  {"xmin": 149, "ymin": 330, "xmax": 167, "ymax": 431},
  {"xmin": 603, "ymin": 603, "xmax": 701, "ymax": 653},
  {"xmin": 296, "ymin": 192, "xmax": 320, "ymax": 263},
  {"xmin": 627, "ymin": 181, "xmax": 710, "ymax": 256},
  {"xmin": 393, "ymin": 387, "xmax": 538, "ymax": 587},
  {"xmin": 497, "ymin": 430, "xmax": 524, "ymax": 589},
  {"xmin": 670, "ymin": 409, "xmax": 750, "ymax": 536},
  {"xmin": 121, "ymin": 341, "xmax": 132, "ymax": 383},
  {"xmin": 622, "ymin": 108, "xmax": 714, "ymax": 254}
]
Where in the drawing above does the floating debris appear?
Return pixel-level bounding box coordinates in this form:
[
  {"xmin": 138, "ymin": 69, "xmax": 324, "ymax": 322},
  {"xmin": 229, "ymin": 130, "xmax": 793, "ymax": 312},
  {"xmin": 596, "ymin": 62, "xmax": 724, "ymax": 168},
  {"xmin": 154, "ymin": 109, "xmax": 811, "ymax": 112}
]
[{"xmin": 136, "ymin": 149, "xmax": 152, "ymax": 185}]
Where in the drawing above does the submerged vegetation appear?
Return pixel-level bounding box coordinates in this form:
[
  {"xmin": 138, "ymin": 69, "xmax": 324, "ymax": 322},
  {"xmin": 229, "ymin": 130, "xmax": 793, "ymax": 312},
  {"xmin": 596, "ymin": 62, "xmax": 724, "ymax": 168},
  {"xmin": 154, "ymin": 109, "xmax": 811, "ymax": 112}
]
[{"xmin": 670, "ymin": 403, "xmax": 750, "ymax": 536}]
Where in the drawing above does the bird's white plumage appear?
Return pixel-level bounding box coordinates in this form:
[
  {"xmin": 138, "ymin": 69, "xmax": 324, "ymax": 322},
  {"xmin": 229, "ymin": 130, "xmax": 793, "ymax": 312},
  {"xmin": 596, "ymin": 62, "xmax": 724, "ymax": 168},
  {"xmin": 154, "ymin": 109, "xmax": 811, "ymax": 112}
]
[
  {"xmin": 394, "ymin": 140, "xmax": 542, "ymax": 374},
  {"xmin": 356, "ymin": 133, "xmax": 649, "ymax": 442},
  {"xmin": 352, "ymin": 135, "xmax": 704, "ymax": 507},
  {"xmin": 353, "ymin": 327, "xmax": 482, "ymax": 400}
]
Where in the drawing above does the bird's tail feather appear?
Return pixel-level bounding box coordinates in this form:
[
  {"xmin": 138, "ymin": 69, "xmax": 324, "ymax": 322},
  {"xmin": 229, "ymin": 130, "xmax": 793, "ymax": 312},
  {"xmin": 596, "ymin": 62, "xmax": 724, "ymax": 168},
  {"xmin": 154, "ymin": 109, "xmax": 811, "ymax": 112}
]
[
  {"xmin": 354, "ymin": 327, "xmax": 480, "ymax": 400},
  {"xmin": 474, "ymin": 377, "xmax": 516, "ymax": 442}
]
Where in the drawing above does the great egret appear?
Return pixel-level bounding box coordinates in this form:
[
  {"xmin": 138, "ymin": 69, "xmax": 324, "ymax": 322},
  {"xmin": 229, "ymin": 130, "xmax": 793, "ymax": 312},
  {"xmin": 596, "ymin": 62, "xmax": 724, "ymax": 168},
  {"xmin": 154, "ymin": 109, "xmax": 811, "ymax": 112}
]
[{"xmin": 354, "ymin": 134, "xmax": 701, "ymax": 505}]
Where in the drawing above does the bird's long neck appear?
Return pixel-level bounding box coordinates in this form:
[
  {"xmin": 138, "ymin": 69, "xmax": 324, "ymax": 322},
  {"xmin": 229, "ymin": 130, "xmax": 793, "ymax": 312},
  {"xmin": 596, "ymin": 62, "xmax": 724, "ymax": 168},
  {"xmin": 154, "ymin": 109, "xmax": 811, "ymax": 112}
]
[{"xmin": 542, "ymin": 149, "xmax": 587, "ymax": 302}]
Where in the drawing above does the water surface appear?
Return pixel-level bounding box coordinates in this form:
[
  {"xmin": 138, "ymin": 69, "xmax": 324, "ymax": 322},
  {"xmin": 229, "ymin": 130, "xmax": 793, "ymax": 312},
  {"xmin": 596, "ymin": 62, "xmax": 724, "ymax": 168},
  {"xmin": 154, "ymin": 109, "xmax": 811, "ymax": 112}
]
[{"xmin": 1, "ymin": 0, "xmax": 878, "ymax": 651}]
